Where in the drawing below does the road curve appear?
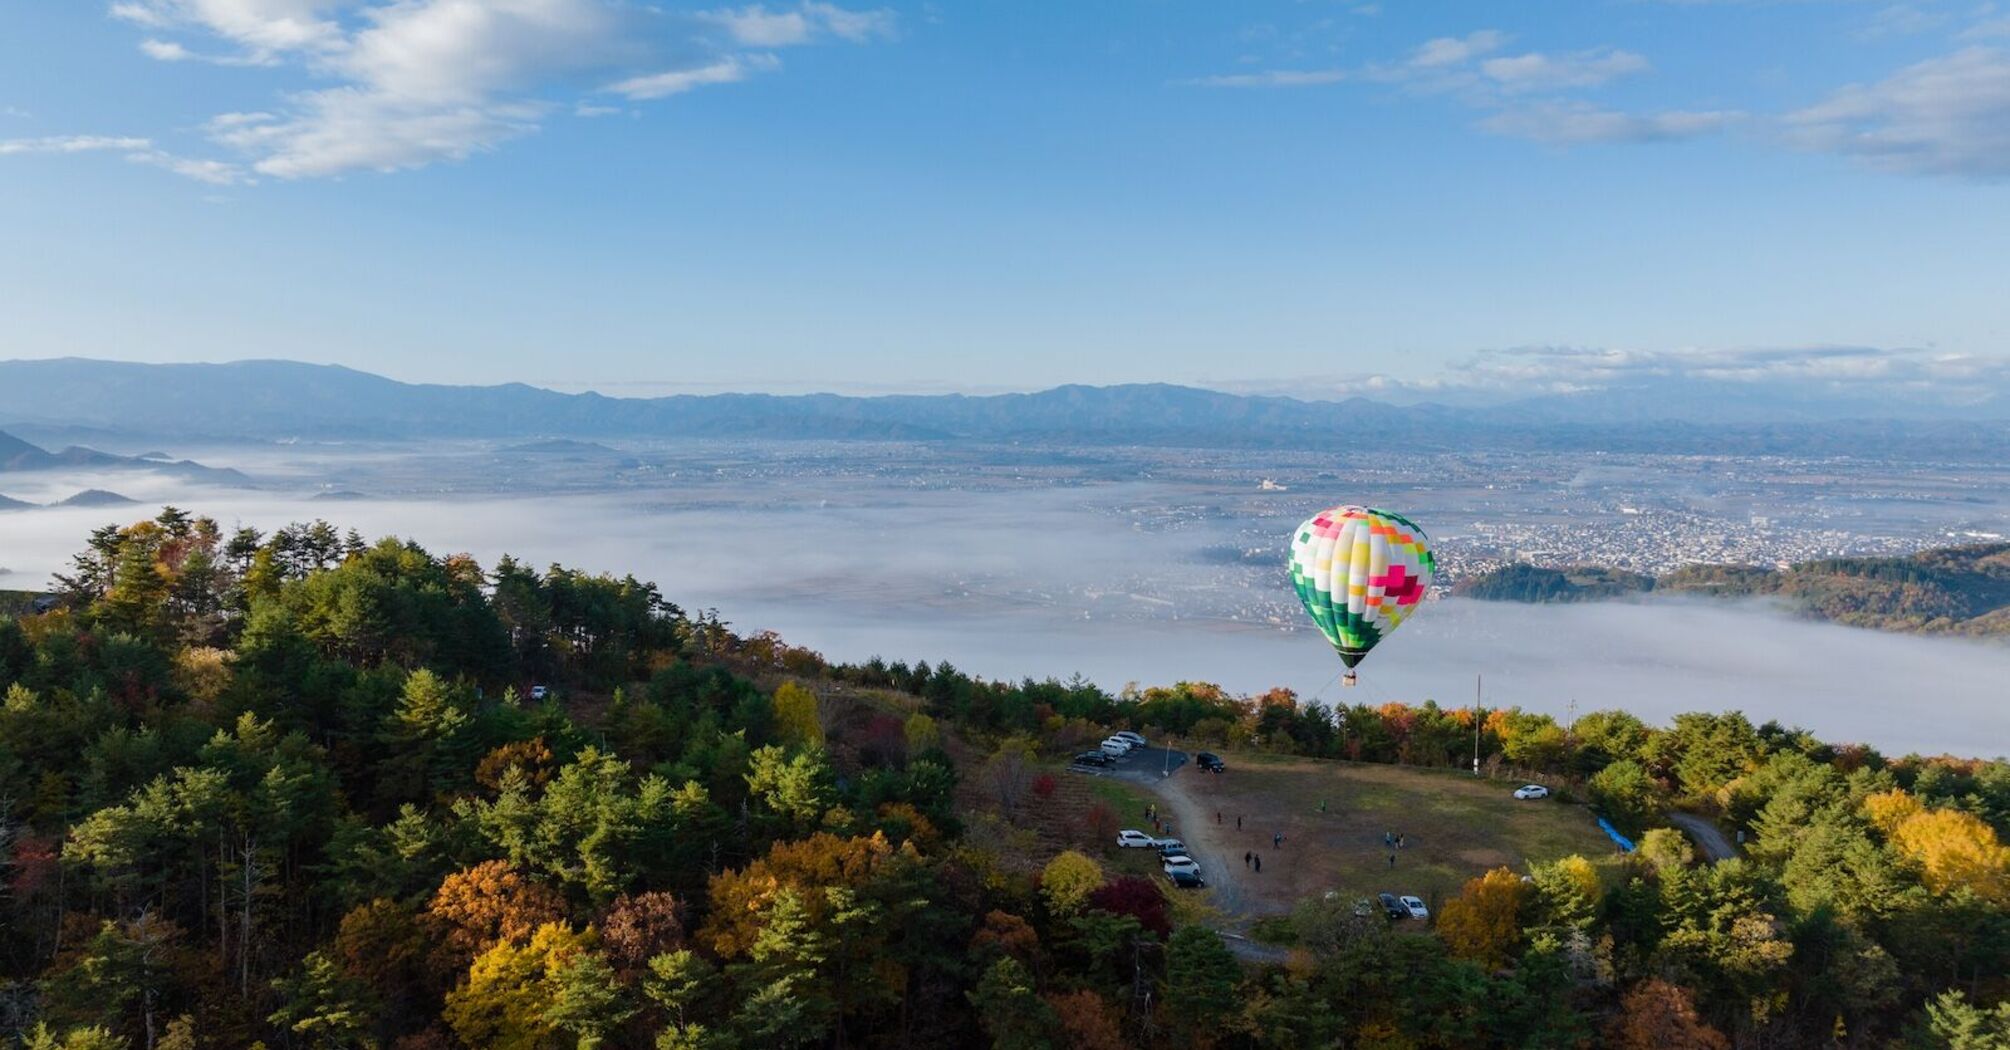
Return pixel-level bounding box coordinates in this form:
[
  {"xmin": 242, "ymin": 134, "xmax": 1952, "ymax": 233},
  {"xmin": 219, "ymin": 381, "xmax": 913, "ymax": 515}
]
[{"xmin": 1667, "ymin": 812, "xmax": 1736, "ymax": 862}]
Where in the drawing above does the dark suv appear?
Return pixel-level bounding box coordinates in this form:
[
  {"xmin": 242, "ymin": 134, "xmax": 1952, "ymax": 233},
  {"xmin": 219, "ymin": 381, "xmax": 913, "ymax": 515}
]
[
  {"xmin": 1378, "ymin": 892, "xmax": 1406, "ymax": 919},
  {"xmin": 1195, "ymin": 751, "xmax": 1225, "ymax": 773},
  {"xmin": 1073, "ymin": 751, "xmax": 1113, "ymax": 767}
]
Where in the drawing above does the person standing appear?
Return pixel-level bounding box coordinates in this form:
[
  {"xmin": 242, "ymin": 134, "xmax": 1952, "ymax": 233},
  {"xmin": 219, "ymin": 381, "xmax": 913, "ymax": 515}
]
[
  {"xmin": 1216, "ymin": 810, "xmax": 1222, "ymax": 824},
  {"xmin": 1273, "ymin": 832, "xmax": 1282, "ymax": 849},
  {"xmin": 1244, "ymin": 851, "xmax": 1252, "ymax": 868},
  {"xmin": 1388, "ymin": 852, "xmax": 1396, "ymax": 868},
  {"xmin": 1237, "ymin": 815, "xmax": 1243, "ymax": 830},
  {"xmin": 1253, "ymin": 853, "xmax": 1262, "ymax": 873}
]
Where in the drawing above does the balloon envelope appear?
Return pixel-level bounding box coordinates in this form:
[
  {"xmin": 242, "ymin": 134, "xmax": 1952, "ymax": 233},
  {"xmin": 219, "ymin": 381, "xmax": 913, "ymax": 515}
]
[{"xmin": 1288, "ymin": 505, "xmax": 1436, "ymax": 668}]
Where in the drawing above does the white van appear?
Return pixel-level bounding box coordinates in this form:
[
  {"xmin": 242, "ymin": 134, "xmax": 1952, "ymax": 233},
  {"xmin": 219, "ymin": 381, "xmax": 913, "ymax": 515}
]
[{"xmin": 1100, "ymin": 737, "xmax": 1131, "ymax": 757}]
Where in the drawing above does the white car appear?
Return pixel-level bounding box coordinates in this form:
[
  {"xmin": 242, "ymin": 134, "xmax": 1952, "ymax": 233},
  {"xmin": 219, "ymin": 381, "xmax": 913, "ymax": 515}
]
[
  {"xmin": 1513, "ymin": 784, "xmax": 1550, "ymax": 800},
  {"xmin": 1100, "ymin": 737, "xmax": 1134, "ymax": 757},
  {"xmin": 529, "ymin": 685, "xmax": 550, "ymax": 701},
  {"xmin": 1162, "ymin": 856, "xmax": 1201, "ymax": 877},
  {"xmin": 1112, "ymin": 731, "xmax": 1147, "ymax": 749},
  {"xmin": 1117, "ymin": 830, "xmax": 1157, "ymax": 848},
  {"xmin": 1400, "ymin": 895, "xmax": 1429, "ymax": 920}
]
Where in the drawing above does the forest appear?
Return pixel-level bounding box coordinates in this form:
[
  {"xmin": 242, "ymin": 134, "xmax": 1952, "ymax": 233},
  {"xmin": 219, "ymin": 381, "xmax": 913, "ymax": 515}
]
[
  {"xmin": 1459, "ymin": 543, "xmax": 2010, "ymax": 637},
  {"xmin": 0, "ymin": 509, "xmax": 2006, "ymax": 1049}
]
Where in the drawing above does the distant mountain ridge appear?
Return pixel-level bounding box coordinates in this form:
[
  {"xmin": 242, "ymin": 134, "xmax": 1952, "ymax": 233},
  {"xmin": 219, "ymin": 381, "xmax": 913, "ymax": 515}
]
[{"xmin": 2, "ymin": 357, "xmax": 2007, "ymax": 457}]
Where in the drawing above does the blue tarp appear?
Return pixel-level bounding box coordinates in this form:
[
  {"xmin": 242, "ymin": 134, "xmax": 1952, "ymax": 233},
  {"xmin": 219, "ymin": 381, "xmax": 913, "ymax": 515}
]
[{"xmin": 1597, "ymin": 816, "xmax": 1635, "ymax": 852}]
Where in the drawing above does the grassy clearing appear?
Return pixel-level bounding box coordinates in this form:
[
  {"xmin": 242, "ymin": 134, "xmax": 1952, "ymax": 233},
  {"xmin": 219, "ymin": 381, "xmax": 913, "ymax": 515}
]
[{"xmin": 1170, "ymin": 753, "xmax": 1618, "ymax": 917}]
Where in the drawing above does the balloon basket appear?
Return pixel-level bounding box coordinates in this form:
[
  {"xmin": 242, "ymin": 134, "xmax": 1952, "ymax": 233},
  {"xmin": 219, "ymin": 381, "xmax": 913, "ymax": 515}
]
[{"xmin": 1341, "ymin": 672, "xmax": 1358, "ymax": 688}]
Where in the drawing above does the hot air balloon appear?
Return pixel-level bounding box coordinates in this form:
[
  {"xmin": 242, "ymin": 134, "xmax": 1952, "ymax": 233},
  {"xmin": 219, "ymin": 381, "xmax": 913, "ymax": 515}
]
[{"xmin": 1288, "ymin": 505, "xmax": 1436, "ymax": 686}]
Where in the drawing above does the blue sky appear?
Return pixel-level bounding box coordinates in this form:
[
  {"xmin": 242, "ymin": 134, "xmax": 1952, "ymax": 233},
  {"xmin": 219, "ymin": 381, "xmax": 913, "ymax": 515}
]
[{"xmin": 2, "ymin": 0, "xmax": 2008, "ymax": 398}]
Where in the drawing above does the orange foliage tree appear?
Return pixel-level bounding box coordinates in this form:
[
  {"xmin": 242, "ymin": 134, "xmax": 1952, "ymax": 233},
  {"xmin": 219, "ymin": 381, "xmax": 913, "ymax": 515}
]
[
  {"xmin": 1608, "ymin": 979, "xmax": 1730, "ymax": 1050},
  {"xmin": 1436, "ymin": 867, "xmax": 1532, "ymax": 969},
  {"xmin": 424, "ymin": 861, "xmax": 568, "ymax": 973}
]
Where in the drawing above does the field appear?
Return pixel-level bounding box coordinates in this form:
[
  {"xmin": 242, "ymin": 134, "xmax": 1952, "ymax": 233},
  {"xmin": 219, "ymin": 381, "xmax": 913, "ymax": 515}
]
[{"xmin": 1136, "ymin": 751, "xmax": 1620, "ymax": 922}]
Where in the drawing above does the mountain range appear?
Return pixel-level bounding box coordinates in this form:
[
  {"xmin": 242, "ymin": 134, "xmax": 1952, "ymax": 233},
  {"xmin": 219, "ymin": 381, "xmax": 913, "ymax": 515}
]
[{"xmin": 2, "ymin": 357, "xmax": 2007, "ymax": 457}]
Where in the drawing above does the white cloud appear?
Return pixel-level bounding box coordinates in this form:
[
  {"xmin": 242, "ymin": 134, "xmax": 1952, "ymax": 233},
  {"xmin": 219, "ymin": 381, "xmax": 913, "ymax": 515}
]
[
  {"xmin": 574, "ymin": 103, "xmax": 622, "ymax": 117},
  {"xmin": 141, "ymin": 36, "xmax": 280, "ymax": 65},
  {"xmin": 702, "ymin": 2, "xmax": 895, "ymax": 46},
  {"xmin": 1785, "ymin": 46, "xmax": 2010, "ymax": 177},
  {"xmin": 1184, "ymin": 69, "xmax": 1347, "ymax": 88},
  {"xmin": 210, "ymin": 89, "xmax": 548, "ymax": 178},
  {"xmin": 0, "ymin": 133, "xmax": 250, "ymax": 184},
  {"xmin": 1479, "ymin": 48, "xmax": 1650, "ymax": 93},
  {"xmin": 127, "ymin": 149, "xmax": 251, "ymax": 184},
  {"xmin": 0, "ymin": 134, "xmax": 153, "ymax": 155},
  {"xmin": 1408, "ymin": 30, "xmax": 1508, "ymax": 70},
  {"xmin": 607, "ymin": 54, "xmax": 780, "ymax": 100},
  {"xmin": 1232, "ymin": 346, "xmax": 2010, "ymax": 414},
  {"xmin": 111, "ymin": 0, "xmax": 343, "ymax": 55},
  {"xmin": 68, "ymin": 0, "xmax": 895, "ymax": 181},
  {"xmin": 1479, "ymin": 102, "xmax": 1739, "ymax": 143}
]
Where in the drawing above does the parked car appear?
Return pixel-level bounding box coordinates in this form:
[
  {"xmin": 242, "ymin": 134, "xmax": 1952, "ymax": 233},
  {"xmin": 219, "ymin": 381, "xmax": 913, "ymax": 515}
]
[
  {"xmin": 1117, "ymin": 830, "xmax": 1157, "ymax": 848},
  {"xmin": 1513, "ymin": 784, "xmax": 1550, "ymax": 800},
  {"xmin": 529, "ymin": 685, "xmax": 550, "ymax": 701},
  {"xmin": 1352, "ymin": 897, "xmax": 1375, "ymax": 918},
  {"xmin": 1100, "ymin": 737, "xmax": 1134, "ymax": 757},
  {"xmin": 1154, "ymin": 839, "xmax": 1188, "ymax": 857},
  {"xmin": 1195, "ymin": 751, "xmax": 1225, "ymax": 773},
  {"xmin": 1073, "ymin": 751, "xmax": 1113, "ymax": 767},
  {"xmin": 1112, "ymin": 731, "xmax": 1147, "ymax": 748},
  {"xmin": 1378, "ymin": 892, "xmax": 1406, "ymax": 919},
  {"xmin": 1167, "ymin": 868, "xmax": 1206, "ymax": 889},
  {"xmin": 1161, "ymin": 856, "xmax": 1201, "ymax": 877},
  {"xmin": 1400, "ymin": 895, "xmax": 1430, "ymax": 920}
]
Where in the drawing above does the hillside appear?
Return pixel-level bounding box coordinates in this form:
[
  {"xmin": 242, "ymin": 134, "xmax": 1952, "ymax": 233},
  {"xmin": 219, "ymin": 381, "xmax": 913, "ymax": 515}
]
[
  {"xmin": 1463, "ymin": 543, "xmax": 2010, "ymax": 636},
  {"xmin": 0, "ymin": 425, "xmax": 248, "ymax": 484},
  {"xmin": 1452, "ymin": 563, "xmax": 1656, "ymax": 602}
]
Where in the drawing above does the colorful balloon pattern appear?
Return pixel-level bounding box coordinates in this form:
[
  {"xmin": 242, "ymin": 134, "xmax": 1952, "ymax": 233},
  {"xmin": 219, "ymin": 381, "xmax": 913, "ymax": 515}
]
[{"xmin": 1288, "ymin": 505, "xmax": 1436, "ymax": 668}]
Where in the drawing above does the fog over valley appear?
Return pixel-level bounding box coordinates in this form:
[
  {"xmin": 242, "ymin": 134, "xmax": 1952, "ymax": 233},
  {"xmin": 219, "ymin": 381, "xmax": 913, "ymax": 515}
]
[{"xmin": 3, "ymin": 438, "xmax": 2004, "ymax": 759}]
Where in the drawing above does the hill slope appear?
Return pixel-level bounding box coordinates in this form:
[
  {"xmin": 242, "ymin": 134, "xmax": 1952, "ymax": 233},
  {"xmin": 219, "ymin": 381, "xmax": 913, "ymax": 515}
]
[{"xmin": 1462, "ymin": 544, "xmax": 2010, "ymax": 637}]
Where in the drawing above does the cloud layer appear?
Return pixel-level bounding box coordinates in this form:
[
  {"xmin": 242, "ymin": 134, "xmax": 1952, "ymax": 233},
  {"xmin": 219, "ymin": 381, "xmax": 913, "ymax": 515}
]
[
  {"xmin": 62, "ymin": 0, "xmax": 895, "ymax": 181},
  {"xmin": 1190, "ymin": 13, "xmax": 2010, "ymax": 177},
  {"xmin": 1229, "ymin": 345, "xmax": 2010, "ymax": 415}
]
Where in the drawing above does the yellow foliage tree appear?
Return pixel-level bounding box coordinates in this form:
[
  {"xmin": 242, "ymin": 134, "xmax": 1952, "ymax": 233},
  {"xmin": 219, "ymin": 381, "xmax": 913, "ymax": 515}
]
[
  {"xmin": 442, "ymin": 923, "xmax": 594, "ymax": 1050},
  {"xmin": 904, "ymin": 713, "xmax": 940, "ymax": 755},
  {"xmin": 772, "ymin": 681, "xmax": 825, "ymax": 749},
  {"xmin": 1863, "ymin": 790, "xmax": 1924, "ymax": 836},
  {"xmin": 1888, "ymin": 807, "xmax": 2010, "ymax": 903},
  {"xmin": 1040, "ymin": 851, "xmax": 1105, "ymax": 917},
  {"xmin": 1436, "ymin": 867, "xmax": 1531, "ymax": 969}
]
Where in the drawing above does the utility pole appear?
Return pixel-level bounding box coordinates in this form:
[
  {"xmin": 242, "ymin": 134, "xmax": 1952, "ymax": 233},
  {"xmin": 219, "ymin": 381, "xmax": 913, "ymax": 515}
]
[{"xmin": 1472, "ymin": 674, "xmax": 1483, "ymax": 776}]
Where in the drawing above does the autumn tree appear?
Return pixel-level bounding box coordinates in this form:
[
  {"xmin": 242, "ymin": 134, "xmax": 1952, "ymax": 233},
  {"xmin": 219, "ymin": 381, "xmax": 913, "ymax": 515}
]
[
  {"xmin": 424, "ymin": 861, "xmax": 567, "ymax": 974},
  {"xmin": 772, "ymin": 681, "xmax": 825, "ymax": 749},
  {"xmin": 1045, "ymin": 989, "xmax": 1128, "ymax": 1050},
  {"xmin": 1887, "ymin": 806, "xmax": 2010, "ymax": 902},
  {"xmin": 986, "ymin": 736, "xmax": 1038, "ymax": 821},
  {"xmin": 599, "ymin": 890, "xmax": 685, "ymax": 978},
  {"xmin": 440, "ymin": 922, "xmax": 594, "ymax": 1050},
  {"xmin": 1436, "ymin": 867, "xmax": 1531, "ymax": 969},
  {"xmin": 1608, "ymin": 979, "xmax": 1729, "ymax": 1050},
  {"xmin": 1042, "ymin": 851, "xmax": 1105, "ymax": 917}
]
